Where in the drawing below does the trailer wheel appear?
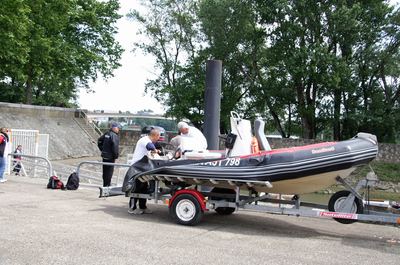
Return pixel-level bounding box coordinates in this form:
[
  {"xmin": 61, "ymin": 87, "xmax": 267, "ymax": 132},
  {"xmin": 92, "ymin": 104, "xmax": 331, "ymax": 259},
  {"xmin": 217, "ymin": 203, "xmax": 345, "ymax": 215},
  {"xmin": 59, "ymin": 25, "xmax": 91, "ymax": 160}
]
[
  {"xmin": 210, "ymin": 188, "xmax": 236, "ymax": 215},
  {"xmin": 328, "ymin": 190, "xmax": 363, "ymax": 224},
  {"xmin": 169, "ymin": 194, "xmax": 203, "ymax": 226}
]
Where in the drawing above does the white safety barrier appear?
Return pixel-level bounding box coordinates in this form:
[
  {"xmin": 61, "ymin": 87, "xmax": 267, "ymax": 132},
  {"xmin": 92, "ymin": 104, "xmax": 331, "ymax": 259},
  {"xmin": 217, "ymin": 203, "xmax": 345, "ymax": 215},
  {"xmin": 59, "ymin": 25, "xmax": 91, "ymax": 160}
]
[
  {"xmin": 6, "ymin": 129, "xmax": 49, "ymax": 177},
  {"xmin": 38, "ymin": 134, "xmax": 49, "ymax": 158},
  {"xmin": 9, "ymin": 129, "xmax": 39, "ymax": 155}
]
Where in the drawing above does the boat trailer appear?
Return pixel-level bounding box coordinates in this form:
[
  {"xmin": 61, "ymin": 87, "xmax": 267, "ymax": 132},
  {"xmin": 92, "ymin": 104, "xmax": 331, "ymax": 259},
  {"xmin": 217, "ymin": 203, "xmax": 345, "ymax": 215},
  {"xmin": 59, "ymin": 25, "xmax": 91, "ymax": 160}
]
[{"xmin": 99, "ymin": 172, "xmax": 400, "ymax": 226}]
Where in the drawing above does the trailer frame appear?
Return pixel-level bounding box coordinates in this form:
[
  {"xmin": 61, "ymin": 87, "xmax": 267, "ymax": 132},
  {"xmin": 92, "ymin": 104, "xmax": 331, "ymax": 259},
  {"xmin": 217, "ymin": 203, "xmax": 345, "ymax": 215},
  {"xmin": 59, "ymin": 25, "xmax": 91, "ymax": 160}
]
[{"xmin": 99, "ymin": 173, "xmax": 400, "ymax": 226}]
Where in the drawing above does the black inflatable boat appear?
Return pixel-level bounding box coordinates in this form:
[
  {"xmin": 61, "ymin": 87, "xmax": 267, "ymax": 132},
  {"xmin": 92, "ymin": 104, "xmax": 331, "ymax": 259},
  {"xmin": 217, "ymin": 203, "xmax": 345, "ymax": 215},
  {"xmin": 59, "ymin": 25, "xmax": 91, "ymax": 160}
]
[{"xmin": 123, "ymin": 133, "xmax": 378, "ymax": 194}]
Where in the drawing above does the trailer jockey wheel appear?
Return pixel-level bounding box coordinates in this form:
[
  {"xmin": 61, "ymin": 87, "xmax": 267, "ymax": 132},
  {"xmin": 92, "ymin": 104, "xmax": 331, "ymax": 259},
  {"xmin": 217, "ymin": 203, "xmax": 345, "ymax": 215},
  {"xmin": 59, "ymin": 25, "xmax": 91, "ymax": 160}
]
[
  {"xmin": 215, "ymin": 207, "xmax": 236, "ymax": 215},
  {"xmin": 169, "ymin": 194, "xmax": 203, "ymax": 226},
  {"xmin": 328, "ymin": 190, "xmax": 364, "ymax": 224},
  {"xmin": 211, "ymin": 188, "xmax": 236, "ymax": 215}
]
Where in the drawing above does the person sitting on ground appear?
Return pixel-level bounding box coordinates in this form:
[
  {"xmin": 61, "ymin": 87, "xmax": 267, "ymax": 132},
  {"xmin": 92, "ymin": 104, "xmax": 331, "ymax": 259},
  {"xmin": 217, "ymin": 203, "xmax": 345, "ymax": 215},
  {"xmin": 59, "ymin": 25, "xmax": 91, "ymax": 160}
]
[
  {"xmin": 129, "ymin": 128, "xmax": 161, "ymax": 215},
  {"xmin": 177, "ymin": 121, "xmax": 208, "ymax": 153}
]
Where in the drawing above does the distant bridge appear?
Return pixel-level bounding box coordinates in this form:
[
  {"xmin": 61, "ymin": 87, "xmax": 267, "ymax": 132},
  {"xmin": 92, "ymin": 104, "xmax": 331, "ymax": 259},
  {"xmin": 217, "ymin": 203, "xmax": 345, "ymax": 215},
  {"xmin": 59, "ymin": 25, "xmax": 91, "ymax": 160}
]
[{"xmin": 86, "ymin": 112, "xmax": 174, "ymax": 120}]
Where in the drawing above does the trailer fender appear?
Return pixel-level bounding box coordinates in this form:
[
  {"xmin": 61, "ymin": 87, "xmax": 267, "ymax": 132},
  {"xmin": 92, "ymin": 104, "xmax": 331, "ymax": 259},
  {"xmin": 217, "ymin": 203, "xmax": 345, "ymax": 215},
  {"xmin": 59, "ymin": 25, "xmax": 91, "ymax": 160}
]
[{"xmin": 169, "ymin": 189, "xmax": 207, "ymax": 211}]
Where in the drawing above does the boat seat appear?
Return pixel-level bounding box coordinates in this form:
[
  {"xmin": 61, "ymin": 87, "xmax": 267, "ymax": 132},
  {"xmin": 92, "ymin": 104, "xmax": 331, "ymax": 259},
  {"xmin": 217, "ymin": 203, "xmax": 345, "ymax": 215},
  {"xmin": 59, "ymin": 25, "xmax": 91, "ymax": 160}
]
[{"xmin": 254, "ymin": 119, "xmax": 272, "ymax": 151}]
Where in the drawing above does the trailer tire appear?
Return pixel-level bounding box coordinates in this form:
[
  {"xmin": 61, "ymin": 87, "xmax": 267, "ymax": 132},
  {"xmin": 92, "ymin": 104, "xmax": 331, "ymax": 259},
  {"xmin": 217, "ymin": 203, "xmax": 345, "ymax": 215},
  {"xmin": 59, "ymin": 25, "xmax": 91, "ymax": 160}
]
[
  {"xmin": 169, "ymin": 194, "xmax": 203, "ymax": 226},
  {"xmin": 328, "ymin": 190, "xmax": 363, "ymax": 224}
]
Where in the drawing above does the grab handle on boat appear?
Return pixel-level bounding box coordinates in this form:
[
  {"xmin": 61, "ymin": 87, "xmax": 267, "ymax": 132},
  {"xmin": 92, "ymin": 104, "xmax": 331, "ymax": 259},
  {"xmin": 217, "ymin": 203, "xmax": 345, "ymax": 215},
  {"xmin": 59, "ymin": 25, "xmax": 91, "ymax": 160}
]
[{"xmin": 230, "ymin": 111, "xmax": 241, "ymax": 121}]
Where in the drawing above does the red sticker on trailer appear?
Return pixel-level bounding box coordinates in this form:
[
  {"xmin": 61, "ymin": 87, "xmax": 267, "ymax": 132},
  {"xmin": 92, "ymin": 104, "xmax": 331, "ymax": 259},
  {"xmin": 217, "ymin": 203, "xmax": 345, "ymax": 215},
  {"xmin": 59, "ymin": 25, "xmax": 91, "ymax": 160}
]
[{"xmin": 319, "ymin": 211, "xmax": 358, "ymax": 220}]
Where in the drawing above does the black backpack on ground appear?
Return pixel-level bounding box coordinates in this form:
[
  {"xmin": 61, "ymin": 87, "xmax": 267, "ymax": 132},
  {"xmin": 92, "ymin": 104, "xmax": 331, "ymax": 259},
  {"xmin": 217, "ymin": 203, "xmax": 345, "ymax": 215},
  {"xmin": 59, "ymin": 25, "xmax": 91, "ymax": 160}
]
[
  {"xmin": 47, "ymin": 176, "xmax": 65, "ymax": 190},
  {"xmin": 66, "ymin": 172, "xmax": 79, "ymax": 190}
]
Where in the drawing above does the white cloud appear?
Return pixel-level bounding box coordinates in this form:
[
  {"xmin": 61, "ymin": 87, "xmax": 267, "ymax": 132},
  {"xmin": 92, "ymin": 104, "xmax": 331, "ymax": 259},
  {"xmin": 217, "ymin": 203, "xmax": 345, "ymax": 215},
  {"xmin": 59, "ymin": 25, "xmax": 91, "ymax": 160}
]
[{"xmin": 77, "ymin": 0, "xmax": 164, "ymax": 114}]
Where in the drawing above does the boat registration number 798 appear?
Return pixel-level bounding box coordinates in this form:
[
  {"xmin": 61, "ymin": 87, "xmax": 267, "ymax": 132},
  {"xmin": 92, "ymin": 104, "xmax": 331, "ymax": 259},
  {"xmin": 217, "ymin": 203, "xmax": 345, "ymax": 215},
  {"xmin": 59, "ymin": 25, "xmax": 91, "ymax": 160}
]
[{"xmin": 199, "ymin": 158, "xmax": 241, "ymax": 167}]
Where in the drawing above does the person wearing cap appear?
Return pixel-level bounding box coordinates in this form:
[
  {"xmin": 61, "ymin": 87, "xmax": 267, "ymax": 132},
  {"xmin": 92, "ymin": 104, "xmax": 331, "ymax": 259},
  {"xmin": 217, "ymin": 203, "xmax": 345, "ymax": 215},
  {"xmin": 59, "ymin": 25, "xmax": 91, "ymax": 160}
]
[
  {"xmin": 128, "ymin": 128, "xmax": 161, "ymax": 215},
  {"xmin": 98, "ymin": 122, "xmax": 121, "ymax": 187},
  {"xmin": 177, "ymin": 121, "xmax": 208, "ymax": 152}
]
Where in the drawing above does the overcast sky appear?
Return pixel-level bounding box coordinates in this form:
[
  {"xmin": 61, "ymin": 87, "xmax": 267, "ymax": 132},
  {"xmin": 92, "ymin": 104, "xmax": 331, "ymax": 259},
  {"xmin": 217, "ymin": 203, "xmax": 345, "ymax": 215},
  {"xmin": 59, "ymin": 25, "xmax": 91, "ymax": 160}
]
[
  {"xmin": 78, "ymin": 0, "xmax": 400, "ymax": 115},
  {"xmin": 78, "ymin": 1, "xmax": 163, "ymax": 114}
]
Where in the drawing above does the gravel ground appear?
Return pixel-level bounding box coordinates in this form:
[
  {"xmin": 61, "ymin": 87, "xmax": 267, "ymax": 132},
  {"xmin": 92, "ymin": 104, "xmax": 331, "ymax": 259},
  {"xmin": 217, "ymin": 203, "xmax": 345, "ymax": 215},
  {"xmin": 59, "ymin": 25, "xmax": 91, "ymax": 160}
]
[{"xmin": 0, "ymin": 176, "xmax": 399, "ymax": 265}]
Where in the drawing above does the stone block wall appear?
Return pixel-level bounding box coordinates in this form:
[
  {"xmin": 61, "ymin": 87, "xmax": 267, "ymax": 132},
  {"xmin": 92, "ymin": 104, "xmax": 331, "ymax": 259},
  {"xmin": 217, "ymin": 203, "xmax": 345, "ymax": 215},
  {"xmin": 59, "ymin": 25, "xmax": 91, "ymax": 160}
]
[
  {"xmin": 119, "ymin": 131, "xmax": 142, "ymax": 147},
  {"xmin": 2, "ymin": 101, "xmax": 398, "ymax": 163},
  {"xmin": 376, "ymin": 143, "xmax": 400, "ymax": 163}
]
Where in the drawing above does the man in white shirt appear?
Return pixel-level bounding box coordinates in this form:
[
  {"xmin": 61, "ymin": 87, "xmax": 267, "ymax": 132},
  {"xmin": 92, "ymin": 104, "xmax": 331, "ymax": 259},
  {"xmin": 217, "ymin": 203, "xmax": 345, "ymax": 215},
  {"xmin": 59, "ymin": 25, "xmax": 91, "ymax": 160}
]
[
  {"xmin": 129, "ymin": 129, "xmax": 160, "ymax": 215},
  {"xmin": 131, "ymin": 129, "xmax": 161, "ymax": 164},
  {"xmin": 177, "ymin": 121, "xmax": 208, "ymax": 152}
]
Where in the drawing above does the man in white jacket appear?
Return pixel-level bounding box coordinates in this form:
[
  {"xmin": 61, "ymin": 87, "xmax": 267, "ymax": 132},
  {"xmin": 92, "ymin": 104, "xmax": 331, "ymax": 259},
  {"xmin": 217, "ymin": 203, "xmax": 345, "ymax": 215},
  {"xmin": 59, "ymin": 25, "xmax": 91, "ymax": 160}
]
[{"xmin": 177, "ymin": 121, "xmax": 208, "ymax": 152}]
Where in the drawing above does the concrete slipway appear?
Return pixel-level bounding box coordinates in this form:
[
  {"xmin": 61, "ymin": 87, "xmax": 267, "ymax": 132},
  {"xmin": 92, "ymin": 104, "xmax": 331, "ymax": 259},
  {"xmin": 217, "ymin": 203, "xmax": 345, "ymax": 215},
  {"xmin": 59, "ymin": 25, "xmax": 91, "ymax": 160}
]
[{"xmin": 0, "ymin": 176, "xmax": 399, "ymax": 265}]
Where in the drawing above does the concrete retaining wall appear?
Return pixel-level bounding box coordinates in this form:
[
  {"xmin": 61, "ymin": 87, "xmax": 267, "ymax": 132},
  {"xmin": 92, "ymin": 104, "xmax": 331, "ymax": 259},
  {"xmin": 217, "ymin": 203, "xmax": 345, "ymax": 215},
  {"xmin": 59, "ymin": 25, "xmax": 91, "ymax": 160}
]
[
  {"xmin": 0, "ymin": 102, "xmax": 99, "ymax": 160},
  {"xmin": 376, "ymin": 143, "xmax": 400, "ymax": 163},
  {"xmin": 2, "ymin": 101, "xmax": 399, "ymax": 163},
  {"xmin": 119, "ymin": 131, "xmax": 142, "ymax": 147}
]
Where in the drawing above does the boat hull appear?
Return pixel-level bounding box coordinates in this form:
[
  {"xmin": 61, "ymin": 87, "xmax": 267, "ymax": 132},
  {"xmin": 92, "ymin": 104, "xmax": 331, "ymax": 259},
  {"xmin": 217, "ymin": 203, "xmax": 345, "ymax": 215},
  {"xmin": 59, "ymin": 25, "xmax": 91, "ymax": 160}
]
[{"xmin": 122, "ymin": 133, "xmax": 378, "ymax": 194}]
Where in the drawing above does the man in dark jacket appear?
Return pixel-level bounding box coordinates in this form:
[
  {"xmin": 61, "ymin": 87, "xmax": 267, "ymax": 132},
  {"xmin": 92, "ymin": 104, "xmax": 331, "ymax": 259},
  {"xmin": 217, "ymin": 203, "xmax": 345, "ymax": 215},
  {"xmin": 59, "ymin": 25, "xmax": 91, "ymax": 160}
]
[{"xmin": 98, "ymin": 122, "xmax": 121, "ymax": 187}]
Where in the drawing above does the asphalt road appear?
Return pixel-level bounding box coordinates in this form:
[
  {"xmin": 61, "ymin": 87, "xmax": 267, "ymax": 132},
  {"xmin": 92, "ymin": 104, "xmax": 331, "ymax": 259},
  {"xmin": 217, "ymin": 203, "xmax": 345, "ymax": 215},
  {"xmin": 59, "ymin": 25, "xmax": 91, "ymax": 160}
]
[{"xmin": 0, "ymin": 176, "xmax": 399, "ymax": 265}]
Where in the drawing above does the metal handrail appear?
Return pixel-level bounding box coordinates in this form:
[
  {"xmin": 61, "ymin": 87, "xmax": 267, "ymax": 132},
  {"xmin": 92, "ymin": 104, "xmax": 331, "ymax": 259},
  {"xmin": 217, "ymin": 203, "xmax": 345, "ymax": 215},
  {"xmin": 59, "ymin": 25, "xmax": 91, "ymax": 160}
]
[
  {"xmin": 76, "ymin": 161, "xmax": 131, "ymax": 185},
  {"xmin": 50, "ymin": 160, "xmax": 102, "ymax": 183},
  {"xmin": 7, "ymin": 153, "xmax": 53, "ymax": 178},
  {"xmin": 78, "ymin": 110, "xmax": 103, "ymax": 136}
]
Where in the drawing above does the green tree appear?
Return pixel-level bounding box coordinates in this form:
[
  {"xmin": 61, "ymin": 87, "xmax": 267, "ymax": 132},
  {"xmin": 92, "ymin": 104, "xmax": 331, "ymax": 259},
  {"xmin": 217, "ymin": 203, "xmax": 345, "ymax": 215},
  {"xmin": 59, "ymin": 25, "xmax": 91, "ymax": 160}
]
[
  {"xmin": 0, "ymin": 0, "xmax": 30, "ymax": 102},
  {"xmin": 132, "ymin": 0, "xmax": 400, "ymax": 142},
  {"xmin": 0, "ymin": 0, "xmax": 123, "ymax": 107},
  {"xmin": 129, "ymin": 0, "xmax": 205, "ymax": 127},
  {"xmin": 255, "ymin": 0, "xmax": 400, "ymax": 141}
]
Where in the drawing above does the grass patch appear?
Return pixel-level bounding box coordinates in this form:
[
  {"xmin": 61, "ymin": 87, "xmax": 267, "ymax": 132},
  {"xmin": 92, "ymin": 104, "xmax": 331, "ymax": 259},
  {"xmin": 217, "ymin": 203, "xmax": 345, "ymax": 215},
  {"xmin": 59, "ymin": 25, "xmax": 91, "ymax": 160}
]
[
  {"xmin": 351, "ymin": 161, "xmax": 400, "ymax": 183},
  {"xmin": 366, "ymin": 190, "xmax": 400, "ymax": 201},
  {"xmin": 305, "ymin": 190, "xmax": 400, "ymax": 202}
]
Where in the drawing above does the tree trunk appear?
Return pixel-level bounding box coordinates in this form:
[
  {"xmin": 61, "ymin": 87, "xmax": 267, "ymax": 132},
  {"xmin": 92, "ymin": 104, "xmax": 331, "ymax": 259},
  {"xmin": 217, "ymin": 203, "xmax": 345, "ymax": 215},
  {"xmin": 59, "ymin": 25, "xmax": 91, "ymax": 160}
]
[
  {"xmin": 25, "ymin": 74, "xmax": 33, "ymax": 104},
  {"xmin": 287, "ymin": 103, "xmax": 292, "ymax": 138},
  {"xmin": 296, "ymin": 79, "xmax": 314, "ymax": 139},
  {"xmin": 333, "ymin": 89, "xmax": 341, "ymax": 140}
]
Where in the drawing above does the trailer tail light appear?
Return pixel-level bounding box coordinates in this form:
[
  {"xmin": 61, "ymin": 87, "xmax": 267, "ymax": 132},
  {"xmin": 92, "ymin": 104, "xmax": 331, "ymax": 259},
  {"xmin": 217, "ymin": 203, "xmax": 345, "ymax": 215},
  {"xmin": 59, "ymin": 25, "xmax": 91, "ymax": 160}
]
[{"xmin": 165, "ymin": 199, "xmax": 170, "ymax": 206}]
